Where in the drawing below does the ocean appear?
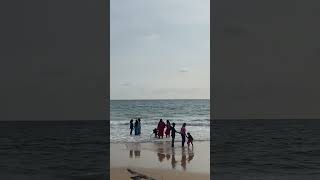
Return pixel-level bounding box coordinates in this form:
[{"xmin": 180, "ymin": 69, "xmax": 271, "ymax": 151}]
[
  {"xmin": 212, "ymin": 119, "xmax": 320, "ymax": 179},
  {"xmin": 110, "ymin": 99, "xmax": 210, "ymax": 143}
]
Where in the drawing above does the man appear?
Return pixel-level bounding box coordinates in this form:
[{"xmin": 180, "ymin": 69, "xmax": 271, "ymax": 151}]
[{"xmin": 171, "ymin": 123, "xmax": 179, "ymax": 147}]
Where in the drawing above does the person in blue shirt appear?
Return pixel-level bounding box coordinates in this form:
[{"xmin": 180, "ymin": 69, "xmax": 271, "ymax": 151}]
[
  {"xmin": 134, "ymin": 120, "xmax": 139, "ymax": 135},
  {"xmin": 129, "ymin": 119, "xmax": 134, "ymax": 135},
  {"xmin": 137, "ymin": 118, "xmax": 141, "ymax": 135}
]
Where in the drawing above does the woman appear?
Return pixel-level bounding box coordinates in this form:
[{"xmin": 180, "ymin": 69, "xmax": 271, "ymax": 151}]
[
  {"xmin": 129, "ymin": 119, "xmax": 134, "ymax": 135},
  {"xmin": 157, "ymin": 119, "xmax": 166, "ymax": 138},
  {"xmin": 165, "ymin": 120, "xmax": 171, "ymax": 138},
  {"xmin": 180, "ymin": 123, "xmax": 187, "ymax": 147},
  {"xmin": 137, "ymin": 118, "xmax": 141, "ymax": 135},
  {"xmin": 134, "ymin": 119, "xmax": 139, "ymax": 135}
]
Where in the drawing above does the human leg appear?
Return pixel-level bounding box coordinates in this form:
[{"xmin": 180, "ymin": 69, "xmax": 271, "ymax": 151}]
[
  {"xmin": 172, "ymin": 137, "xmax": 175, "ymax": 147},
  {"xmin": 181, "ymin": 135, "xmax": 185, "ymax": 147}
]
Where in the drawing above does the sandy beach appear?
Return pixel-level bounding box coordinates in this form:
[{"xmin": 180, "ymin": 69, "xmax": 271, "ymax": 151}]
[
  {"xmin": 111, "ymin": 167, "xmax": 209, "ymax": 180},
  {"xmin": 110, "ymin": 141, "xmax": 210, "ymax": 180}
]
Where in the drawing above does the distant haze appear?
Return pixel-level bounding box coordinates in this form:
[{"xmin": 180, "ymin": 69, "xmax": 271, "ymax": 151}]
[{"xmin": 111, "ymin": 0, "xmax": 210, "ymax": 100}]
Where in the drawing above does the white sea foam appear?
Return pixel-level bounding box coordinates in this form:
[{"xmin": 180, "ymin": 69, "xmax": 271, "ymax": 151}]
[{"xmin": 110, "ymin": 99, "xmax": 210, "ymax": 143}]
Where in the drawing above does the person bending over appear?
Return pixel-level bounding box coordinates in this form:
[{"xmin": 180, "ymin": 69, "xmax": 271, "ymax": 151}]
[{"xmin": 187, "ymin": 132, "xmax": 193, "ymax": 147}]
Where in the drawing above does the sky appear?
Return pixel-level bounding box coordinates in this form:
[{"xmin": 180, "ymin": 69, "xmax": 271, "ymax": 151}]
[{"xmin": 110, "ymin": 0, "xmax": 210, "ymax": 100}]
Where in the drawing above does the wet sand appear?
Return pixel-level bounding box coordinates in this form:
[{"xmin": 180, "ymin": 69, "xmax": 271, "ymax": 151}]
[
  {"xmin": 110, "ymin": 140, "xmax": 210, "ymax": 180},
  {"xmin": 111, "ymin": 167, "xmax": 209, "ymax": 180}
]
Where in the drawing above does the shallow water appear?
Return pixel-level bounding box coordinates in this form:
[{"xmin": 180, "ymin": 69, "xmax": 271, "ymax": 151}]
[{"xmin": 110, "ymin": 99, "xmax": 210, "ymax": 143}]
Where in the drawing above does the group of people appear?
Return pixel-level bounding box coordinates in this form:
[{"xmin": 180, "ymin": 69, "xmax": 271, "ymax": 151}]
[
  {"xmin": 129, "ymin": 118, "xmax": 141, "ymax": 135},
  {"xmin": 129, "ymin": 118, "xmax": 194, "ymax": 148},
  {"xmin": 155, "ymin": 119, "xmax": 171, "ymax": 138},
  {"xmin": 153, "ymin": 119, "xmax": 193, "ymax": 148}
]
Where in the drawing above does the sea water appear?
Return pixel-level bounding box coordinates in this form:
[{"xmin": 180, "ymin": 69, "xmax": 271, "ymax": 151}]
[{"xmin": 110, "ymin": 99, "xmax": 210, "ymax": 143}]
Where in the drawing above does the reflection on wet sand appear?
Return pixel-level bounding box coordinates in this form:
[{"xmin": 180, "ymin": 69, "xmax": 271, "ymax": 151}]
[
  {"xmin": 156, "ymin": 145, "xmax": 194, "ymax": 171},
  {"xmin": 126, "ymin": 143, "xmax": 141, "ymax": 159},
  {"xmin": 166, "ymin": 154, "xmax": 171, "ymax": 160},
  {"xmin": 134, "ymin": 150, "xmax": 140, "ymax": 158},
  {"xmin": 181, "ymin": 148, "xmax": 187, "ymax": 171},
  {"xmin": 129, "ymin": 149, "xmax": 141, "ymax": 159},
  {"xmin": 126, "ymin": 142, "xmax": 194, "ymax": 171},
  {"xmin": 171, "ymin": 149, "xmax": 177, "ymax": 169},
  {"xmin": 157, "ymin": 152, "xmax": 166, "ymax": 162},
  {"xmin": 187, "ymin": 147, "xmax": 194, "ymax": 163}
]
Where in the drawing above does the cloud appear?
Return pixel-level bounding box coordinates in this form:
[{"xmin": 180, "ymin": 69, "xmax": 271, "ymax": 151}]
[
  {"xmin": 144, "ymin": 33, "xmax": 160, "ymax": 40},
  {"xmin": 179, "ymin": 67, "xmax": 190, "ymax": 73},
  {"xmin": 120, "ymin": 82, "xmax": 132, "ymax": 87},
  {"xmin": 110, "ymin": 0, "xmax": 209, "ymax": 100}
]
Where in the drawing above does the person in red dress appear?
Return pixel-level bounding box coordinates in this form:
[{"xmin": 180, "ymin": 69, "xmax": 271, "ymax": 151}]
[
  {"xmin": 165, "ymin": 120, "xmax": 171, "ymax": 138},
  {"xmin": 157, "ymin": 119, "xmax": 166, "ymax": 138}
]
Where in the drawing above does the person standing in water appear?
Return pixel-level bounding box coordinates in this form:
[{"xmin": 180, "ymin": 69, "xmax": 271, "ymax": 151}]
[
  {"xmin": 171, "ymin": 123, "xmax": 179, "ymax": 147},
  {"xmin": 157, "ymin": 119, "xmax": 166, "ymax": 138},
  {"xmin": 129, "ymin": 119, "xmax": 134, "ymax": 135},
  {"xmin": 137, "ymin": 118, "xmax": 141, "ymax": 135},
  {"xmin": 165, "ymin": 120, "xmax": 171, "ymax": 138},
  {"xmin": 152, "ymin": 128, "xmax": 158, "ymax": 138},
  {"xmin": 180, "ymin": 123, "xmax": 187, "ymax": 147},
  {"xmin": 134, "ymin": 119, "xmax": 139, "ymax": 135}
]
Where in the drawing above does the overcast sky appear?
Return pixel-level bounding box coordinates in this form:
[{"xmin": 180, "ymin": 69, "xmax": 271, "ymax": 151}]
[{"xmin": 110, "ymin": 0, "xmax": 210, "ymax": 100}]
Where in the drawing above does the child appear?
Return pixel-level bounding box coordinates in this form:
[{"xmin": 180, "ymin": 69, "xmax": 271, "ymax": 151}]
[
  {"xmin": 153, "ymin": 128, "xmax": 158, "ymax": 138},
  {"xmin": 187, "ymin": 132, "xmax": 193, "ymax": 147}
]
